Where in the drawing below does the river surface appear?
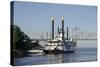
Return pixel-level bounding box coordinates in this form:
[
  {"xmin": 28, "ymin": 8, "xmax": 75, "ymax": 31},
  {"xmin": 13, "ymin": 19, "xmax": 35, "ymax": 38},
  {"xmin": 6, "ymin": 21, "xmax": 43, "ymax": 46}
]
[{"xmin": 14, "ymin": 40, "xmax": 97, "ymax": 66}]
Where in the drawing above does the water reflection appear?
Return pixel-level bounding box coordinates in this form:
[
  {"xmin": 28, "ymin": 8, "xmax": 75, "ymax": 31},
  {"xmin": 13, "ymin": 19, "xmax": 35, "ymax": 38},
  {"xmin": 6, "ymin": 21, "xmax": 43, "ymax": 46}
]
[{"xmin": 14, "ymin": 40, "xmax": 97, "ymax": 66}]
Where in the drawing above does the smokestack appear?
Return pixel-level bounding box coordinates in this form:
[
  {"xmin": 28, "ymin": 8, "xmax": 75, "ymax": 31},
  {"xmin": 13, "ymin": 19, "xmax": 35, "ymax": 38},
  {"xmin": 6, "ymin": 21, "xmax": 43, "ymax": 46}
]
[
  {"xmin": 51, "ymin": 17, "xmax": 54, "ymax": 39},
  {"xmin": 61, "ymin": 17, "xmax": 64, "ymax": 41},
  {"xmin": 67, "ymin": 27, "xmax": 68, "ymax": 40}
]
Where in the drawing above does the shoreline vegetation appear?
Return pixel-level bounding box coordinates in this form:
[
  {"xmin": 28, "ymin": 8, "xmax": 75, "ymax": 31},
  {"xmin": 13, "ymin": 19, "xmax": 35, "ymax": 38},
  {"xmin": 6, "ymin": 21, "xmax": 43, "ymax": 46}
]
[{"xmin": 13, "ymin": 25, "xmax": 42, "ymax": 58}]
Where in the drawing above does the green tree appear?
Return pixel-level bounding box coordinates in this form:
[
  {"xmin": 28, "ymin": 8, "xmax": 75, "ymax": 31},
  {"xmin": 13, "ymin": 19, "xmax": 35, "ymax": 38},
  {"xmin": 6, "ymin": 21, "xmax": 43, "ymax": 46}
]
[
  {"xmin": 13, "ymin": 25, "xmax": 43, "ymax": 57},
  {"xmin": 13, "ymin": 25, "xmax": 32, "ymax": 50}
]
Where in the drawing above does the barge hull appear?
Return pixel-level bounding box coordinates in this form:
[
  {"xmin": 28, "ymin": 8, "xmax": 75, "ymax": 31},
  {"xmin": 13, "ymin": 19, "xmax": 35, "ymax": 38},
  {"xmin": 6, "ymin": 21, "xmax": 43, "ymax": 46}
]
[{"xmin": 43, "ymin": 50, "xmax": 75, "ymax": 54}]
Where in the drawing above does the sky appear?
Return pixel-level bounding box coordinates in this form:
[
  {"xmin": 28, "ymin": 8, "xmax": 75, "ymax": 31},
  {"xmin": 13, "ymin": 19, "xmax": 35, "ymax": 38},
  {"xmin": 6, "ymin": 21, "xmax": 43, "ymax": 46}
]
[
  {"xmin": 13, "ymin": 1, "xmax": 97, "ymax": 32},
  {"xmin": 13, "ymin": 1, "xmax": 97, "ymax": 48}
]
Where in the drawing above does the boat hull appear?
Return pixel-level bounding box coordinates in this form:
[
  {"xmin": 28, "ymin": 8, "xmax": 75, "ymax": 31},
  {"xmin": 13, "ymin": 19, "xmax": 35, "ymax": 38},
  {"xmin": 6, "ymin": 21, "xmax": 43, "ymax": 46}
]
[{"xmin": 43, "ymin": 50, "xmax": 75, "ymax": 54}]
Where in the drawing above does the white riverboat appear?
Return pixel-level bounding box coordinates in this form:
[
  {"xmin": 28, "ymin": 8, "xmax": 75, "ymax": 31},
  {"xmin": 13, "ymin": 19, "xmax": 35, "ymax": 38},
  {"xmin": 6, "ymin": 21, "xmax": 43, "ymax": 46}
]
[{"xmin": 43, "ymin": 17, "xmax": 77, "ymax": 53}]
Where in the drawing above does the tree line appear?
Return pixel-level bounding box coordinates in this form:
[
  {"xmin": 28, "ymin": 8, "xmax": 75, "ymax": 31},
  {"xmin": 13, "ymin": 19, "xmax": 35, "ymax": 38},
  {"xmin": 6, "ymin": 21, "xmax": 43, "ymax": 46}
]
[{"xmin": 13, "ymin": 25, "xmax": 41, "ymax": 57}]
